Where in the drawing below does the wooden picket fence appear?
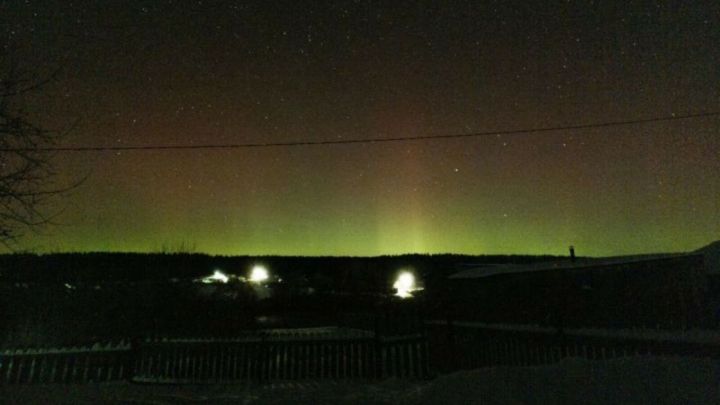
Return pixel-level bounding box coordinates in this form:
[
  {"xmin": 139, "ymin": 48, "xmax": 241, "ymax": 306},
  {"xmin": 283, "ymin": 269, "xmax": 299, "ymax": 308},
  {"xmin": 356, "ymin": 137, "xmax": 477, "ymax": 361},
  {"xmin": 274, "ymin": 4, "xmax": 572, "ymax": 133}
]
[
  {"xmin": 0, "ymin": 328, "xmax": 430, "ymax": 384},
  {"xmin": 0, "ymin": 342, "xmax": 132, "ymax": 384},
  {"xmin": 133, "ymin": 328, "xmax": 429, "ymax": 382},
  {"xmin": 426, "ymin": 320, "xmax": 720, "ymax": 373},
  {"xmin": 5, "ymin": 322, "xmax": 720, "ymax": 384}
]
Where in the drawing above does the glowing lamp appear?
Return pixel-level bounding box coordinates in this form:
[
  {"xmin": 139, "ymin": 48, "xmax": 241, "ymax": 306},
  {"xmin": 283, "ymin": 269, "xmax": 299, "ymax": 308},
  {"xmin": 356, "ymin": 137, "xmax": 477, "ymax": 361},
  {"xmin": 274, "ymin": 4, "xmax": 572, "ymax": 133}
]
[
  {"xmin": 203, "ymin": 269, "xmax": 229, "ymax": 284},
  {"xmin": 249, "ymin": 265, "xmax": 269, "ymax": 282},
  {"xmin": 393, "ymin": 271, "xmax": 416, "ymax": 298}
]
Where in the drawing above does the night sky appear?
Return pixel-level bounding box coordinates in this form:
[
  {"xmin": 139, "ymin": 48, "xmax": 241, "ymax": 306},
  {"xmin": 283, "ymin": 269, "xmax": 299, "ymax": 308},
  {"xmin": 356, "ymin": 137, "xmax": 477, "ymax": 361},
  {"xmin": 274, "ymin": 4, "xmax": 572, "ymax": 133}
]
[{"xmin": 2, "ymin": 1, "xmax": 719, "ymax": 256}]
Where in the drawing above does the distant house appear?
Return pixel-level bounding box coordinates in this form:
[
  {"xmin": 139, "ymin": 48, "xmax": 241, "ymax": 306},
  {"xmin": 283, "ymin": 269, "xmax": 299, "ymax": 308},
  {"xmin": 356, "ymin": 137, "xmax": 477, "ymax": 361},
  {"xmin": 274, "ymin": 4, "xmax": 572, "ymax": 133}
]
[
  {"xmin": 444, "ymin": 254, "xmax": 709, "ymax": 330},
  {"xmin": 695, "ymin": 241, "xmax": 720, "ymax": 326},
  {"xmin": 695, "ymin": 241, "xmax": 720, "ymax": 276}
]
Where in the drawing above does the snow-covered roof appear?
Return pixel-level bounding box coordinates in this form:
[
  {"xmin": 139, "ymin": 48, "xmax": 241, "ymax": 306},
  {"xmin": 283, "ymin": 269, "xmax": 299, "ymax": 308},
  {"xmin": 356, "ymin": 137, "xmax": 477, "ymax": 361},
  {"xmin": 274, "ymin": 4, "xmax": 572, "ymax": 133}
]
[{"xmin": 449, "ymin": 253, "xmax": 696, "ymax": 280}]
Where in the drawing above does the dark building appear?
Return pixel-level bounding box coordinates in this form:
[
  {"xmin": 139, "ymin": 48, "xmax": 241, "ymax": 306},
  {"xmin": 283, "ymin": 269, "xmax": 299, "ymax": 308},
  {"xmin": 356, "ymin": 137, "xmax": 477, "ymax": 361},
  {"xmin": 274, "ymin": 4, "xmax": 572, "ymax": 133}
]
[
  {"xmin": 445, "ymin": 254, "xmax": 709, "ymax": 330},
  {"xmin": 695, "ymin": 241, "xmax": 720, "ymax": 327}
]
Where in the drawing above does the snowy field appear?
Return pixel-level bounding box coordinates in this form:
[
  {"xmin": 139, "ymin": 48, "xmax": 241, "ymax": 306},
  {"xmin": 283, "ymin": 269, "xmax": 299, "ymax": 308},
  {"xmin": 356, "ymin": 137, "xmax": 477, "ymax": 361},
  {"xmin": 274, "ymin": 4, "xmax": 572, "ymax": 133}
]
[{"xmin": 1, "ymin": 356, "xmax": 718, "ymax": 404}]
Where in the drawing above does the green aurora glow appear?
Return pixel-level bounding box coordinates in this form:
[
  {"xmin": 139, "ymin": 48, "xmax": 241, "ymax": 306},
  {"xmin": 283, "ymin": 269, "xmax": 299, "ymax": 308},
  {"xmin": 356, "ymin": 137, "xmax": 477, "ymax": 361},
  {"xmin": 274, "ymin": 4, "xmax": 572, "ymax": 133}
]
[{"xmin": 3, "ymin": 2, "xmax": 718, "ymax": 256}]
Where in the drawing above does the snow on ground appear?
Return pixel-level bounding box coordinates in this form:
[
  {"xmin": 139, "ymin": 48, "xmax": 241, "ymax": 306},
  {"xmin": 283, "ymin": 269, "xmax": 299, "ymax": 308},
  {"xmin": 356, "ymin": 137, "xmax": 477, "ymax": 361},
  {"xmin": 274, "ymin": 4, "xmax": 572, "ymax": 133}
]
[
  {"xmin": 0, "ymin": 380, "xmax": 418, "ymax": 405},
  {"xmin": 406, "ymin": 356, "xmax": 720, "ymax": 405},
  {"xmin": 0, "ymin": 356, "xmax": 718, "ymax": 404}
]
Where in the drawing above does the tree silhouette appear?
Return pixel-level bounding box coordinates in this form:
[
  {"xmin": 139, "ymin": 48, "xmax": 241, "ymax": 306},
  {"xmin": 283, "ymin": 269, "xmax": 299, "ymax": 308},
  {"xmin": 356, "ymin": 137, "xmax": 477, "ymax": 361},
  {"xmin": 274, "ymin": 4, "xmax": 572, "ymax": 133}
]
[{"xmin": 0, "ymin": 60, "xmax": 76, "ymax": 249}]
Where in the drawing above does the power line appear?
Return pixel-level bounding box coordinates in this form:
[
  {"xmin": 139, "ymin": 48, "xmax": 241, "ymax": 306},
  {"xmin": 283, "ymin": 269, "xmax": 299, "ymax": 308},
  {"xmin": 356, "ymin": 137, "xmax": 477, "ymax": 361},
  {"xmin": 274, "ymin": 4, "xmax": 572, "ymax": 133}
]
[{"xmin": 2, "ymin": 111, "xmax": 719, "ymax": 153}]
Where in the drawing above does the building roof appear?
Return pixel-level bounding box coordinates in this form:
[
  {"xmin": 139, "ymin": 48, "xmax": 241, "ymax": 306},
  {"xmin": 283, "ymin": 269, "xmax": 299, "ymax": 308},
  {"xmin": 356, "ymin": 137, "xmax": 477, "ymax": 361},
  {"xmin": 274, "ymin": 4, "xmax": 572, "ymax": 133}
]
[
  {"xmin": 449, "ymin": 253, "xmax": 697, "ymax": 280},
  {"xmin": 695, "ymin": 240, "xmax": 720, "ymax": 275}
]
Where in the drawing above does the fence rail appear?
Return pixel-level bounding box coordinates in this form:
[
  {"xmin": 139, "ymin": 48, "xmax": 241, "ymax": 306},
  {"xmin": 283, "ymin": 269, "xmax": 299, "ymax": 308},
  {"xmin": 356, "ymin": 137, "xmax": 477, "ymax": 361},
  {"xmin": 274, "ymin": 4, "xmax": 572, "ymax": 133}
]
[
  {"xmin": 0, "ymin": 342, "xmax": 132, "ymax": 384},
  {"xmin": 134, "ymin": 333, "xmax": 429, "ymax": 382},
  {"xmin": 9, "ymin": 321, "xmax": 716, "ymax": 384},
  {"xmin": 0, "ymin": 328, "xmax": 429, "ymax": 384},
  {"xmin": 425, "ymin": 320, "xmax": 720, "ymax": 373}
]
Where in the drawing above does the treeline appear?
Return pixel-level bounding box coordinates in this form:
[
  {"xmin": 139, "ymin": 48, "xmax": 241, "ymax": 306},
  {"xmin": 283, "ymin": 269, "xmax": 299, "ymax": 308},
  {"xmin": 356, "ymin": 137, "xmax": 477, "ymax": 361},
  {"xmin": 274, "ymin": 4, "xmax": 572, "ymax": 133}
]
[
  {"xmin": 0, "ymin": 252, "xmax": 561, "ymax": 347},
  {"xmin": 0, "ymin": 252, "xmax": 559, "ymax": 291}
]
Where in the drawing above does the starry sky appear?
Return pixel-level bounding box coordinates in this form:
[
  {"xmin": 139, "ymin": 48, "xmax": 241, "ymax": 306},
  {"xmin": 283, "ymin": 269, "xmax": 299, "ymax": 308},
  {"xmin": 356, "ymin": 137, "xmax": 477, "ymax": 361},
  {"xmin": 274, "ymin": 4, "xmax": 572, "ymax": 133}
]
[{"xmin": 2, "ymin": 1, "xmax": 719, "ymax": 256}]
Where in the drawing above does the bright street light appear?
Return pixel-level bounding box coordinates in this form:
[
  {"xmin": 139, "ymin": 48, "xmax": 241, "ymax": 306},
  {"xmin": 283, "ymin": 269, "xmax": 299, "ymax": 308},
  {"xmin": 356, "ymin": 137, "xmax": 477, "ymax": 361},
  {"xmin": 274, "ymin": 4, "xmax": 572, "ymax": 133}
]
[
  {"xmin": 249, "ymin": 265, "xmax": 269, "ymax": 282},
  {"xmin": 393, "ymin": 271, "xmax": 416, "ymax": 298}
]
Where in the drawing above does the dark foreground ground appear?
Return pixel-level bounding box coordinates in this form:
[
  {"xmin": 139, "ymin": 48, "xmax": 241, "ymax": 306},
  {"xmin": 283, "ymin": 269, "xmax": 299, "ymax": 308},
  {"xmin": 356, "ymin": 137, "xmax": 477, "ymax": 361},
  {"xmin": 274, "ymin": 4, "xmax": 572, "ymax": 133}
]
[{"xmin": 1, "ymin": 356, "xmax": 718, "ymax": 404}]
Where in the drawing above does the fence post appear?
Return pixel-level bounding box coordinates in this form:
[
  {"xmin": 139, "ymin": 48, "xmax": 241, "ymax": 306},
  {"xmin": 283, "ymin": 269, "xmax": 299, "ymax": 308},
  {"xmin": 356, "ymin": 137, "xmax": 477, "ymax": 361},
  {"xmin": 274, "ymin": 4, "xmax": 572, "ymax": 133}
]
[
  {"xmin": 128, "ymin": 338, "xmax": 140, "ymax": 382},
  {"xmin": 4, "ymin": 356, "xmax": 14, "ymax": 384},
  {"xmin": 443, "ymin": 318, "xmax": 456, "ymax": 372},
  {"xmin": 49, "ymin": 355, "xmax": 58, "ymax": 383},
  {"xmin": 256, "ymin": 334, "xmax": 266, "ymax": 383},
  {"xmin": 373, "ymin": 311, "xmax": 382, "ymax": 379}
]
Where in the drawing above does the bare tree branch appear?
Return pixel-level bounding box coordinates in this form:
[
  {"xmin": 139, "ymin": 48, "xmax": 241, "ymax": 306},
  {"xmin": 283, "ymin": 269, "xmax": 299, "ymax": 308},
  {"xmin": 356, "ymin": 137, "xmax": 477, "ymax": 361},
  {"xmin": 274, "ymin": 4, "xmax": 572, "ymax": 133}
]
[{"xmin": 0, "ymin": 59, "xmax": 80, "ymax": 249}]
